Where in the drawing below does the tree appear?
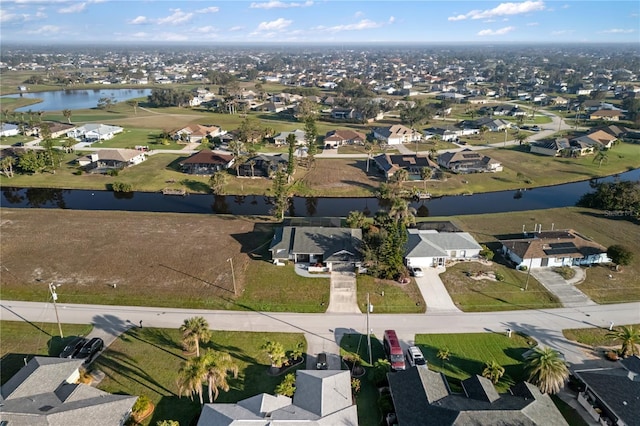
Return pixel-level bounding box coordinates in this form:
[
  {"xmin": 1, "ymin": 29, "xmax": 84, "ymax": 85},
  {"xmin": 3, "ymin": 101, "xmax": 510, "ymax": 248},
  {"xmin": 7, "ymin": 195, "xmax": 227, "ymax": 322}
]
[
  {"xmin": 346, "ymin": 210, "xmax": 367, "ymax": 229},
  {"xmin": 18, "ymin": 149, "xmax": 46, "ymax": 174},
  {"xmin": 479, "ymin": 244, "xmax": 495, "ymax": 261},
  {"xmin": 371, "ymin": 358, "xmax": 391, "ymax": 386},
  {"xmin": 290, "ymin": 341, "xmax": 304, "ymax": 361},
  {"xmin": 62, "ymin": 109, "xmax": 72, "ymax": 123},
  {"xmin": 201, "ymin": 349, "xmax": 239, "ymax": 402},
  {"xmin": 261, "ymin": 340, "xmax": 288, "ymax": 369},
  {"xmin": 304, "ymin": 117, "xmax": 318, "ymax": 165},
  {"xmin": 0, "ymin": 156, "xmax": 15, "ymax": 178},
  {"xmin": 127, "ymin": 99, "xmax": 139, "ymax": 115},
  {"xmin": 606, "ymin": 325, "xmax": 640, "ymax": 358},
  {"xmin": 364, "ymin": 142, "xmax": 374, "ymax": 172},
  {"xmin": 437, "ymin": 347, "xmax": 450, "ymax": 367},
  {"xmin": 286, "ymin": 133, "xmax": 296, "ymax": 182},
  {"xmin": 271, "ymin": 166, "xmax": 289, "ymax": 221},
  {"xmin": 515, "ymin": 132, "xmax": 528, "ymax": 146},
  {"xmin": 157, "ymin": 421, "xmax": 180, "ymax": 426},
  {"xmin": 482, "ymin": 360, "xmax": 505, "ymax": 384},
  {"xmin": 275, "ymin": 372, "xmax": 296, "ymax": 397},
  {"xmin": 593, "ymin": 150, "xmax": 609, "ymax": 168},
  {"xmin": 524, "ymin": 347, "xmax": 569, "ymax": 394},
  {"xmin": 209, "ymin": 171, "xmax": 228, "ymax": 195},
  {"xmin": 177, "ymin": 355, "xmax": 206, "ymax": 404},
  {"xmin": 607, "ymin": 245, "xmax": 634, "ymax": 269},
  {"xmin": 179, "ymin": 316, "xmax": 212, "ymax": 357}
]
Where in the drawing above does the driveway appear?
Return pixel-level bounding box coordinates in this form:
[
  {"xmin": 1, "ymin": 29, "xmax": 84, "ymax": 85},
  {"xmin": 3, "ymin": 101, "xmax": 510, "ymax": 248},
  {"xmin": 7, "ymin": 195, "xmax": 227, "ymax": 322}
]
[
  {"xmin": 414, "ymin": 266, "xmax": 461, "ymax": 312},
  {"xmin": 326, "ymin": 268, "xmax": 361, "ymax": 314},
  {"xmin": 530, "ymin": 267, "xmax": 596, "ymax": 308}
]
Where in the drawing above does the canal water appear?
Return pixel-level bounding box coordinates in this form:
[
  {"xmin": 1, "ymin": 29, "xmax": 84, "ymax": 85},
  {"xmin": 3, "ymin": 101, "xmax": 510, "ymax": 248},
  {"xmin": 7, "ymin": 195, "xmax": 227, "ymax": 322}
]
[
  {"xmin": 2, "ymin": 169, "xmax": 638, "ymax": 217},
  {"xmin": 4, "ymin": 88, "xmax": 152, "ymax": 112}
]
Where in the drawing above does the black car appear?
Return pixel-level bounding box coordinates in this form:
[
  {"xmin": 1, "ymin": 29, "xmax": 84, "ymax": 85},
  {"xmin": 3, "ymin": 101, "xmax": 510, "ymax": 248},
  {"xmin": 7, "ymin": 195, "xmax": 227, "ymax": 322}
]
[
  {"xmin": 74, "ymin": 337, "xmax": 104, "ymax": 361},
  {"xmin": 59, "ymin": 336, "xmax": 87, "ymax": 358}
]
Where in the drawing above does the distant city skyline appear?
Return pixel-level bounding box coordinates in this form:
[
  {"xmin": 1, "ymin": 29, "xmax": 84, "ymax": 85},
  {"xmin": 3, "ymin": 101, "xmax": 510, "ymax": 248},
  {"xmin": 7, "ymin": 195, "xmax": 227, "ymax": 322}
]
[{"xmin": 1, "ymin": 1, "xmax": 638, "ymax": 45}]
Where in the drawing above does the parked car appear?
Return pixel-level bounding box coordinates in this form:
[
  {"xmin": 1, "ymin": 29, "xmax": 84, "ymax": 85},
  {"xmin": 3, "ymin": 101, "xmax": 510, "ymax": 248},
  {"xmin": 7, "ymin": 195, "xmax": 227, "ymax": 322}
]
[
  {"xmin": 406, "ymin": 346, "xmax": 427, "ymax": 367},
  {"xmin": 316, "ymin": 352, "xmax": 328, "ymax": 370},
  {"xmin": 409, "ymin": 267, "xmax": 424, "ymax": 277},
  {"xmin": 531, "ymin": 126, "xmax": 541, "ymax": 132},
  {"xmin": 59, "ymin": 336, "xmax": 87, "ymax": 358},
  {"xmin": 74, "ymin": 337, "xmax": 104, "ymax": 362}
]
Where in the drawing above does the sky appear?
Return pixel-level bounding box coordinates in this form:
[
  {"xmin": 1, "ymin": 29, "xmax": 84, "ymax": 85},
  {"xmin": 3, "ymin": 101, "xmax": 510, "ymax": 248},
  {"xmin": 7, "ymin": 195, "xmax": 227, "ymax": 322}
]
[{"xmin": 1, "ymin": 0, "xmax": 639, "ymax": 44}]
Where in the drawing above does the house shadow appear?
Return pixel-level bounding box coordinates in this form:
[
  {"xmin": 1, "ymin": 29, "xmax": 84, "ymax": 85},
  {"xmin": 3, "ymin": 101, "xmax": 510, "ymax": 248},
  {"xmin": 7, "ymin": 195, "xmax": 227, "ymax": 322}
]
[
  {"xmin": 165, "ymin": 156, "xmax": 189, "ymax": 172},
  {"xmin": 1, "ymin": 353, "xmax": 34, "ymax": 385},
  {"xmin": 150, "ymin": 395, "xmax": 201, "ymax": 426},
  {"xmin": 230, "ymin": 222, "xmax": 278, "ymax": 260}
]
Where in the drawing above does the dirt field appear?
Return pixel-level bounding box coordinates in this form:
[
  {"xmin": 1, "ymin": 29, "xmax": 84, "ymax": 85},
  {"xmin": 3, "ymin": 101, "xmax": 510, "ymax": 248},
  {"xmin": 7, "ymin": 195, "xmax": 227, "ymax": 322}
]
[
  {"xmin": 0, "ymin": 208, "xmax": 275, "ymax": 309},
  {"xmin": 300, "ymin": 158, "xmax": 383, "ymax": 197}
]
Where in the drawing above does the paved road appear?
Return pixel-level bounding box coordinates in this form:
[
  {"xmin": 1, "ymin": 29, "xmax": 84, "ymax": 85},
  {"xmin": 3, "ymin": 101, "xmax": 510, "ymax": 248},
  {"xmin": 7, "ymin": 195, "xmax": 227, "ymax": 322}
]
[{"xmin": 2, "ymin": 299, "xmax": 638, "ymax": 368}]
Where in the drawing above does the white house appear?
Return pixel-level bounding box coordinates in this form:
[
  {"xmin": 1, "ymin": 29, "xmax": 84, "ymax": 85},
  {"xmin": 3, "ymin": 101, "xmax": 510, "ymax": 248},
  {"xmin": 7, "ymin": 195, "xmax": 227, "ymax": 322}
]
[
  {"xmin": 373, "ymin": 124, "xmax": 421, "ymax": 145},
  {"xmin": 273, "ymin": 129, "xmax": 306, "ymax": 146},
  {"xmin": 0, "ymin": 123, "xmax": 19, "ymax": 137},
  {"xmin": 67, "ymin": 124, "xmax": 123, "ymax": 142},
  {"xmin": 405, "ymin": 229, "xmax": 482, "ymax": 268},
  {"xmin": 500, "ymin": 229, "xmax": 609, "ymax": 269}
]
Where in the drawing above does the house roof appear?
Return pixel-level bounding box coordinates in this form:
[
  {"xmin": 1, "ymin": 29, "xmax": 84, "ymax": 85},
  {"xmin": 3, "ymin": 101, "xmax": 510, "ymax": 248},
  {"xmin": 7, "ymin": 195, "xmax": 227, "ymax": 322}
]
[
  {"xmin": 590, "ymin": 109, "xmax": 623, "ymax": 117},
  {"xmin": 269, "ymin": 226, "xmax": 363, "ymax": 262},
  {"xmin": 94, "ymin": 149, "xmax": 143, "ymax": 162},
  {"xmin": 175, "ymin": 124, "xmax": 221, "ymax": 137},
  {"xmin": 574, "ymin": 357, "xmax": 640, "ymax": 426},
  {"xmin": 179, "ymin": 150, "xmax": 234, "ymax": 165},
  {"xmin": 388, "ymin": 368, "xmax": 568, "ymax": 426},
  {"xmin": 438, "ymin": 149, "xmax": 500, "ymax": 168},
  {"xmin": 374, "ymin": 124, "xmax": 415, "ymax": 139},
  {"xmin": 324, "ymin": 129, "xmax": 366, "ymax": 142},
  {"xmin": 274, "ymin": 129, "xmax": 305, "ymax": 141},
  {"xmin": 499, "ymin": 229, "xmax": 606, "ymax": 260},
  {"xmin": 405, "ymin": 230, "xmax": 482, "ymax": 258},
  {"xmin": 197, "ymin": 370, "xmax": 357, "ymax": 426},
  {"xmin": 532, "ymin": 138, "xmax": 570, "ymax": 151},
  {"xmin": 75, "ymin": 123, "xmax": 123, "ymax": 134},
  {"xmin": 0, "ymin": 356, "xmax": 137, "ymax": 426}
]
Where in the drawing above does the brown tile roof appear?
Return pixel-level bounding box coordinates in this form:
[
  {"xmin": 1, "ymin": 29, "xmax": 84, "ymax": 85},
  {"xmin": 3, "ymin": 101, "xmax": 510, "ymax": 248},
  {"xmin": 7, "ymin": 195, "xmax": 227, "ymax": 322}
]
[
  {"xmin": 500, "ymin": 229, "xmax": 606, "ymax": 260},
  {"xmin": 179, "ymin": 150, "xmax": 233, "ymax": 165}
]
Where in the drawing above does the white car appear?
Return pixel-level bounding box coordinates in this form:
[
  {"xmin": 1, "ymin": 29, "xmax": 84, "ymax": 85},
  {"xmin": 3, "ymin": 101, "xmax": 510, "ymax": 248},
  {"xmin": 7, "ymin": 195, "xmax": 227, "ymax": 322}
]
[
  {"xmin": 406, "ymin": 346, "xmax": 427, "ymax": 367},
  {"xmin": 410, "ymin": 267, "xmax": 424, "ymax": 277}
]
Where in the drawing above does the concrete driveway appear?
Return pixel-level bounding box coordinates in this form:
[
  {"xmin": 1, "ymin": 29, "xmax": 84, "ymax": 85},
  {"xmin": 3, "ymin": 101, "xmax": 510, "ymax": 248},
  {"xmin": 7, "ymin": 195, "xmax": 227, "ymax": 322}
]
[
  {"xmin": 530, "ymin": 267, "xmax": 595, "ymax": 308},
  {"xmin": 414, "ymin": 266, "xmax": 461, "ymax": 312},
  {"xmin": 326, "ymin": 269, "xmax": 361, "ymax": 314}
]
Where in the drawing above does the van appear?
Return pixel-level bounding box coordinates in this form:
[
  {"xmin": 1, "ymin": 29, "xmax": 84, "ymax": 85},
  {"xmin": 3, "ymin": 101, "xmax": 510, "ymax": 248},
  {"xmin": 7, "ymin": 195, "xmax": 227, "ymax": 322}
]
[
  {"xmin": 316, "ymin": 352, "xmax": 328, "ymax": 370},
  {"xmin": 383, "ymin": 330, "xmax": 406, "ymax": 371}
]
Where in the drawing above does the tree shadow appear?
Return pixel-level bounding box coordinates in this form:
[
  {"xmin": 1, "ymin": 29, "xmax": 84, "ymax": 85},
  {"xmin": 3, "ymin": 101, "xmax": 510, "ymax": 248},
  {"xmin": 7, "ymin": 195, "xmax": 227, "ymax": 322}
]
[
  {"xmin": 92, "ymin": 314, "xmax": 132, "ymax": 338},
  {"xmin": 150, "ymin": 395, "xmax": 201, "ymax": 426},
  {"xmin": 179, "ymin": 179, "xmax": 210, "ymax": 193}
]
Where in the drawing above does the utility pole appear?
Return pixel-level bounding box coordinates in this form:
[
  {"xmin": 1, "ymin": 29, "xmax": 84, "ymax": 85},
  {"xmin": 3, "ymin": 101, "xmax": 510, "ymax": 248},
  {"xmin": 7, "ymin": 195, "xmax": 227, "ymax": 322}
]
[
  {"xmin": 366, "ymin": 292, "xmax": 372, "ymax": 365},
  {"xmin": 227, "ymin": 258, "xmax": 237, "ymax": 296},
  {"xmin": 48, "ymin": 283, "xmax": 63, "ymax": 338},
  {"xmin": 524, "ymin": 255, "xmax": 534, "ymax": 291}
]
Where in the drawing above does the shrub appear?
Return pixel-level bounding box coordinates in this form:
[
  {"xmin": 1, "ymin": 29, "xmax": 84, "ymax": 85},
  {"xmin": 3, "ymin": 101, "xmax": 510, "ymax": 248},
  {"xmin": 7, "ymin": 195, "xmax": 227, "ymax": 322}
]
[
  {"xmin": 73, "ymin": 169, "xmax": 83, "ymax": 175},
  {"xmin": 112, "ymin": 181, "xmax": 133, "ymax": 192},
  {"xmin": 519, "ymin": 265, "xmax": 528, "ymax": 271},
  {"xmin": 107, "ymin": 169, "xmax": 119, "ymax": 176},
  {"xmin": 494, "ymin": 271, "xmax": 505, "ymax": 281},
  {"xmin": 553, "ymin": 266, "xmax": 575, "ymax": 280},
  {"xmin": 132, "ymin": 395, "xmax": 152, "ymax": 416},
  {"xmin": 605, "ymin": 350, "xmax": 619, "ymax": 361},
  {"xmin": 479, "ymin": 244, "xmax": 494, "ymax": 261}
]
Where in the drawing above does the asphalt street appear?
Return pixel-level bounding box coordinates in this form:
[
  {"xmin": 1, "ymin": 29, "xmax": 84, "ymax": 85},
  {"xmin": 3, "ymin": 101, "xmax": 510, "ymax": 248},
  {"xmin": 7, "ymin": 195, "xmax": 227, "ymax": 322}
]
[{"xmin": 2, "ymin": 299, "xmax": 638, "ymax": 368}]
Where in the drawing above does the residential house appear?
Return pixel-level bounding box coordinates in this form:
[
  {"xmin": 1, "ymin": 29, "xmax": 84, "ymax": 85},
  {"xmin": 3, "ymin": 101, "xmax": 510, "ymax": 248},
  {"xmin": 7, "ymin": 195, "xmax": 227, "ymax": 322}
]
[
  {"xmin": 197, "ymin": 370, "xmax": 358, "ymax": 426},
  {"xmin": 237, "ymin": 154, "xmax": 288, "ymax": 178},
  {"xmin": 424, "ymin": 125, "xmax": 478, "ymax": 142},
  {"xmin": 0, "ymin": 123, "xmax": 19, "ymax": 137},
  {"xmin": 388, "ymin": 368, "xmax": 568, "ymax": 426},
  {"xmin": 273, "ymin": 129, "xmax": 306, "ymax": 146},
  {"xmin": 499, "ymin": 228, "xmax": 609, "ymax": 269},
  {"xmin": 404, "ymin": 229, "xmax": 482, "ymax": 268},
  {"xmin": 373, "ymin": 124, "xmax": 421, "ymax": 145},
  {"xmin": 323, "ymin": 129, "xmax": 366, "ymax": 148},
  {"xmin": 269, "ymin": 226, "xmax": 363, "ymax": 270},
  {"xmin": 581, "ymin": 129, "xmax": 617, "ymax": 149},
  {"xmin": 0, "ymin": 356, "xmax": 137, "ymax": 425},
  {"xmin": 67, "ymin": 124, "xmax": 123, "ymax": 142},
  {"xmin": 77, "ymin": 149, "xmax": 146, "ymax": 172},
  {"xmin": 590, "ymin": 110, "xmax": 624, "ymax": 121},
  {"xmin": 179, "ymin": 150, "xmax": 234, "ymax": 175},
  {"xmin": 330, "ymin": 107, "xmax": 358, "ymax": 120},
  {"xmin": 530, "ymin": 138, "xmax": 571, "ymax": 156},
  {"xmin": 461, "ymin": 117, "xmax": 510, "ymax": 132},
  {"xmin": 373, "ymin": 153, "xmax": 438, "ymax": 180},
  {"xmin": 437, "ymin": 149, "xmax": 503, "ymax": 173},
  {"xmin": 172, "ymin": 124, "xmax": 225, "ymax": 143},
  {"xmin": 574, "ymin": 356, "xmax": 640, "ymax": 426}
]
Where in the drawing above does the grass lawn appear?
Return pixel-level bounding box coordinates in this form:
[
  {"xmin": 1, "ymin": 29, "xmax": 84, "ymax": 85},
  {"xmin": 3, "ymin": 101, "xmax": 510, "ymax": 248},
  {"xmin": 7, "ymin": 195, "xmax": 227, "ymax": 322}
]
[
  {"xmin": 356, "ymin": 274, "xmax": 426, "ymax": 314},
  {"xmin": 415, "ymin": 332, "xmax": 536, "ymax": 393},
  {"xmin": 340, "ymin": 333, "xmax": 387, "ymax": 426},
  {"xmin": 94, "ymin": 328, "xmax": 306, "ymax": 426},
  {"xmin": 562, "ymin": 324, "xmax": 640, "ymax": 347},
  {"xmin": 0, "ymin": 320, "xmax": 94, "ymax": 385},
  {"xmin": 440, "ymin": 261, "xmax": 561, "ymax": 312},
  {"xmin": 445, "ymin": 207, "xmax": 640, "ymax": 303}
]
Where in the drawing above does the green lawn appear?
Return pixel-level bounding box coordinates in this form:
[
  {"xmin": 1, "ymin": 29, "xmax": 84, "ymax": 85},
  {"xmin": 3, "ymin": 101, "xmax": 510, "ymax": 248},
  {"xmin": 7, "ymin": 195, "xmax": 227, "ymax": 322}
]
[
  {"xmin": 0, "ymin": 320, "xmax": 94, "ymax": 385},
  {"xmin": 440, "ymin": 262, "xmax": 561, "ymax": 312},
  {"xmin": 95, "ymin": 328, "xmax": 306, "ymax": 426},
  {"xmin": 562, "ymin": 324, "xmax": 640, "ymax": 347},
  {"xmin": 415, "ymin": 332, "xmax": 537, "ymax": 393},
  {"xmin": 356, "ymin": 274, "xmax": 426, "ymax": 313},
  {"xmin": 238, "ymin": 254, "xmax": 330, "ymax": 313}
]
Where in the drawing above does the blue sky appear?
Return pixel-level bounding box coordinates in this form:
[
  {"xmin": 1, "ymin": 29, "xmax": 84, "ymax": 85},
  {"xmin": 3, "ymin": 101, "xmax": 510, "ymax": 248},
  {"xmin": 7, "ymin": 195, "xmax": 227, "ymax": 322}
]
[{"xmin": 1, "ymin": 1, "xmax": 639, "ymax": 44}]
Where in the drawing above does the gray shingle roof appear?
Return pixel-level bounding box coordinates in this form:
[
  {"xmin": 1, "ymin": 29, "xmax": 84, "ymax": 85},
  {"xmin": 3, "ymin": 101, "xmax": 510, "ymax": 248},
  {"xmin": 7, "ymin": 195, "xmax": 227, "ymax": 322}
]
[
  {"xmin": 270, "ymin": 226, "xmax": 363, "ymax": 263},
  {"xmin": 405, "ymin": 230, "xmax": 482, "ymax": 258}
]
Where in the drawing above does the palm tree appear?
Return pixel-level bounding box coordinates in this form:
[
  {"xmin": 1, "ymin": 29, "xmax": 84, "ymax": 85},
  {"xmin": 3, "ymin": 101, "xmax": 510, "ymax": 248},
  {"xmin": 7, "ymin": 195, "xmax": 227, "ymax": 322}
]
[
  {"xmin": 177, "ymin": 355, "xmax": 206, "ymax": 404},
  {"xmin": 524, "ymin": 347, "xmax": 569, "ymax": 394},
  {"xmin": 606, "ymin": 325, "xmax": 640, "ymax": 358},
  {"xmin": 202, "ymin": 349, "xmax": 239, "ymax": 402},
  {"xmin": 388, "ymin": 197, "xmax": 416, "ymax": 227},
  {"xmin": 593, "ymin": 150, "xmax": 609, "ymax": 168},
  {"xmin": 248, "ymin": 159, "xmax": 256, "ymax": 178},
  {"xmin": 209, "ymin": 171, "xmax": 228, "ymax": 195},
  {"xmin": 515, "ymin": 133, "xmax": 528, "ymax": 146},
  {"xmin": 62, "ymin": 109, "xmax": 72, "ymax": 123},
  {"xmin": 179, "ymin": 316, "xmax": 212, "ymax": 357},
  {"xmin": 437, "ymin": 347, "xmax": 450, "ymax": 367},
  {"xmin": 482, "ymin": 360, "xmax": 505, "ymax": 384}
]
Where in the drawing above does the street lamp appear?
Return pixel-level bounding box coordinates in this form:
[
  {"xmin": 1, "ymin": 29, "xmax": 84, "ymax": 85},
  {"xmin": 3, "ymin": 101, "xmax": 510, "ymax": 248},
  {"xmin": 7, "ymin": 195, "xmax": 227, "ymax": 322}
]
[
  {"xmin": 227, "ymin": 258, "xmax": 237, "ymax": 296},
  {"xmin": 48, "ymin": 283, "xmax": 64, "ymax": 338}
]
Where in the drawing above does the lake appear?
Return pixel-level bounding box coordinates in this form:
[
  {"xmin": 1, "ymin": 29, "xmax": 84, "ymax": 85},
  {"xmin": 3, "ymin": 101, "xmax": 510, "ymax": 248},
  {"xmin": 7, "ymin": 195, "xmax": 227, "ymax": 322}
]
[
  {"xmin": 4, "ymin": 88, "xmax": 152, "ymax": 112},
  {"xmin": 2, "ymin": 168, "xmax": 638, "ymax": 217}
]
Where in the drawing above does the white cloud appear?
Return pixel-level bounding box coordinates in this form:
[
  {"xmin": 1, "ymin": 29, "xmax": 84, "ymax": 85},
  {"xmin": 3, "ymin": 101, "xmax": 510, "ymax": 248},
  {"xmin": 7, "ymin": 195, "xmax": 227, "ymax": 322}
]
[
  {"xmin": 157, "ymin": 9, "xmax": 193, "ymax": 25},
  {"xmin": 599, "ymin": 28, "xmax": 635, "ymax": 34},
  {"xmin": 551, "ymin": 29, "xmax": 574, "ymax": 35},
  {"xmin": 449, "ymin": 1, "xmax": 545, "ymax": 21},
  {"xmin": 58, "ymin": 2, "xmax": 85, "ymax": 13},
  {"xmin": 315, "ymin": 19, "xmax": 385, "ymax": 32},
  {"xmin": 27, "ymin": 24, "xmax": 62, "ymax": 35},
  {"xmin": 196, "ymin": 6, "xmax": 219, "ymax": 14},
  {"xmin": 354, "ymin": 11, "xmax": 363, "ymax": 18},
  {"xmin": 229, "ymin": 26, "xmax": 244, "ymax": 32},
  {"xmin": 129, "ymin": 15, "xmax": 148, "ymax": 25},
  {"xmin": 250, "ymin": 0, "xmax": 312, "ymax": 9},
  {"xmin": 198, "ymin": 26, "xmax": 219, "ymax": 33},
  {"xmin": 527, "ymin": 22, "xmax": 539, "ymax": 26},
  {"xmin": 256, "ymin": 17, "xmax": 292, "ymax": 31},
  {"xmin": 388, "ymin": 16, "xmax": 395, "ymax": 24},
  {"xmin": 477, "ymin": 26, "xmax": 516, "ymax": 36}
]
